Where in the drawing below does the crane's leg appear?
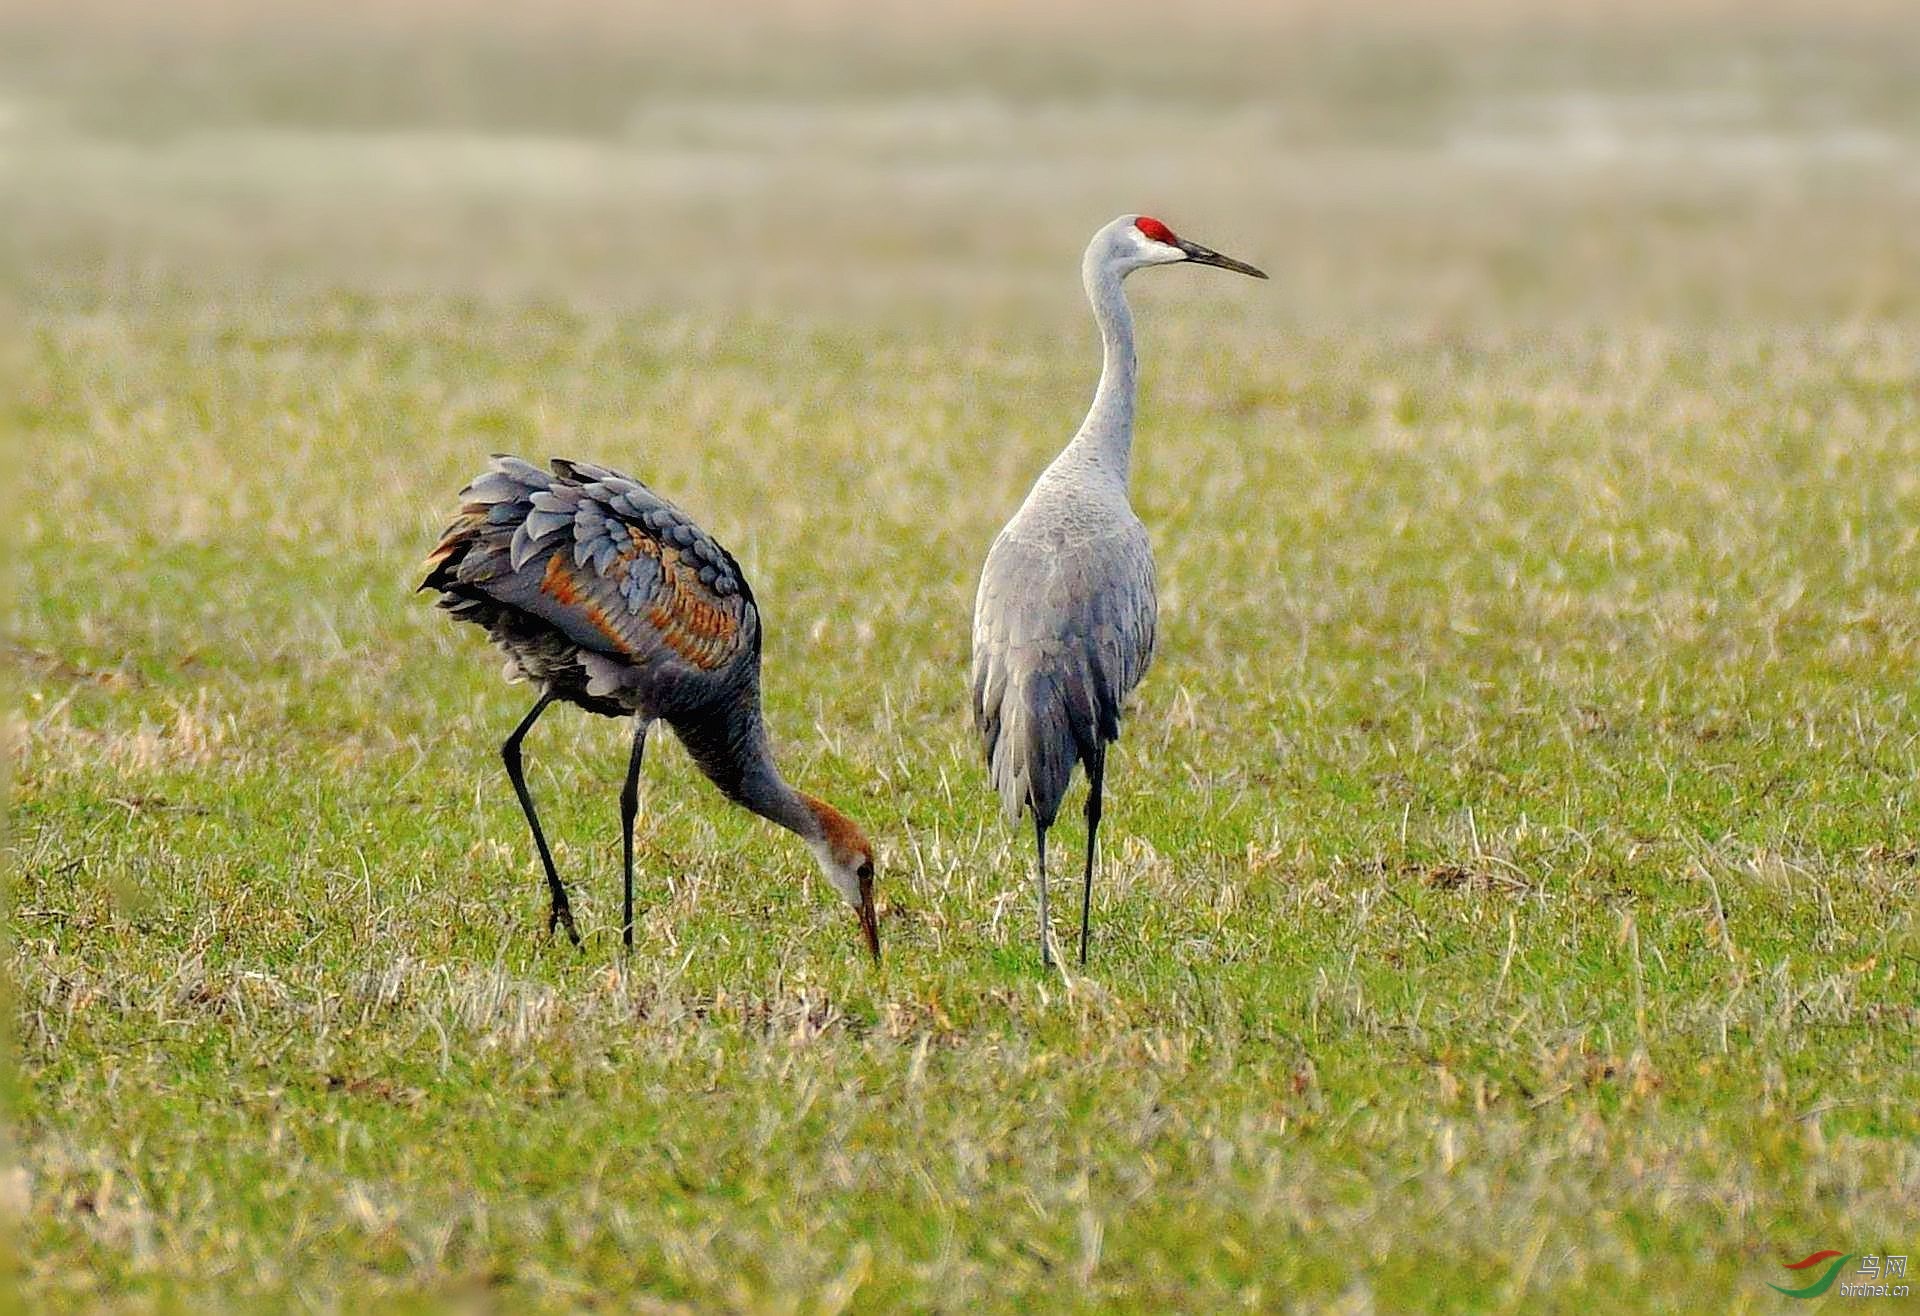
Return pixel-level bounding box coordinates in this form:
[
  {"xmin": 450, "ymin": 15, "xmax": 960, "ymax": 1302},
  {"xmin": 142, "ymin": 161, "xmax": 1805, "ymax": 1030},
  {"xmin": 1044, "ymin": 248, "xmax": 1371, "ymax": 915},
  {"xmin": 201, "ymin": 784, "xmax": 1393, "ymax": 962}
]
[
  {"xmin": 618, "ymin": 718, "xmax": 651, "ymax": 955},
  {"xmin": 501, "ymin": 692, "xmax": 581, "ymax": 947},
  {"xmin": 1080, "ymin": 745, "xmax": 1106, "ymax": 967},
  {"xmin": 1035, "ymin": 814, "xmax": 1053, "ymax": 968}
]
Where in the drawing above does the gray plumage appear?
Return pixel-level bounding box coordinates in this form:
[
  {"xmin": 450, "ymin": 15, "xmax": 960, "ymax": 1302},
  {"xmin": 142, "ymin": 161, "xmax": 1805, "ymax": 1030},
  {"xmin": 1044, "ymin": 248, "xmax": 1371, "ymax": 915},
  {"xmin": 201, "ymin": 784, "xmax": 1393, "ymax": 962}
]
[
  {"xmin": 426, "ymin": 455, "xmax": 760, "ymax": 724},
  {"xmin": 973, "ymin": 488, "xmax": 1156, "ymax": 832},
  {"xmin": 422, "ymin": 453, "xmax": 881, "ymax": 958},
  {"xmin": 970, "ymin": 214, "xmax": 1265, "ymax": 966}
]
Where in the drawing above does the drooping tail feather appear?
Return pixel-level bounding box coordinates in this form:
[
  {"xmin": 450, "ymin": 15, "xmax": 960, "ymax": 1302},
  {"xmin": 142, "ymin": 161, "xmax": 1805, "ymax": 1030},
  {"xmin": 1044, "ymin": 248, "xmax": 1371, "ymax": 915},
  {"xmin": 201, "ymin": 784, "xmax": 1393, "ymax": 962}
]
[
  {"xmin": 420, "ymin": 454, "xmax": 555, "ymax": 597},
  {"xmin": 982, "ymin": 658, "xmax": 1105, "ymax": 831}
]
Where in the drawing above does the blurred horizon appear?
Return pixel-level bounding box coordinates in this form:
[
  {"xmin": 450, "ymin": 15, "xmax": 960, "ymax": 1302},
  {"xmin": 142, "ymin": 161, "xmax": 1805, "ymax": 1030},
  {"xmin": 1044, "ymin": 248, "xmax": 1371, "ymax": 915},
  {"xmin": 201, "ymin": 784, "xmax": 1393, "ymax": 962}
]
[{"xmin": 5, "ymin": 0, "xmax": 1916, "ymax": 330}]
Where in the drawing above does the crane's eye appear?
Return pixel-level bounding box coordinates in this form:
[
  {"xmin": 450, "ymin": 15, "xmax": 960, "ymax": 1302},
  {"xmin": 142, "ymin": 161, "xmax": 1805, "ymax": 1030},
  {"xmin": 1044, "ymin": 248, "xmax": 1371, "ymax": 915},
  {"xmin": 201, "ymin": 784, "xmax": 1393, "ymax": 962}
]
[{"xmin": 856, "ymin": 860, "xmax": 874, "ymax": 881}]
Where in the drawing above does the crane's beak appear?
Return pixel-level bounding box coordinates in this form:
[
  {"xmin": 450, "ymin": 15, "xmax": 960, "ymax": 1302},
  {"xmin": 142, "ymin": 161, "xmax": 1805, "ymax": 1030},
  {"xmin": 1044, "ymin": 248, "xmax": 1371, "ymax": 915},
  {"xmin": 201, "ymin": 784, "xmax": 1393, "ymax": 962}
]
[
  {"xmin": 1178, "ymin": 238, "xmax": 1267, "ymax": 279},
  {"xmin": 857, "ymin": 876, "xmax": 882, "ymax": 961}
]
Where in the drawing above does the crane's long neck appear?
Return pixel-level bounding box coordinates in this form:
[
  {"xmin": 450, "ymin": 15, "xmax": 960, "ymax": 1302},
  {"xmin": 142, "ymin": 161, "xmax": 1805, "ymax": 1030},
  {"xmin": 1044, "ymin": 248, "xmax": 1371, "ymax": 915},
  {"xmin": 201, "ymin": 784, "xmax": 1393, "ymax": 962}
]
[
  {"xmin": 1062, "ymin": 255, "xmax": 1137, "ymax": 484},
  {"xmin": 672, "ymin": 695, "xmax": 823, "ymax": 845}
]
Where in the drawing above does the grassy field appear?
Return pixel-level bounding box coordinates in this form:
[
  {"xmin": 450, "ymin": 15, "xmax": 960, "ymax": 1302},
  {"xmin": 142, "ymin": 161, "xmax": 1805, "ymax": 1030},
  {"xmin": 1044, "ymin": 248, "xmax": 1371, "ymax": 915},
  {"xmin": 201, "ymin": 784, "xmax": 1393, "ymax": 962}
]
[{"xmin": 7, "ymin": 3, "xmax": 1920, "ymax": 1310}]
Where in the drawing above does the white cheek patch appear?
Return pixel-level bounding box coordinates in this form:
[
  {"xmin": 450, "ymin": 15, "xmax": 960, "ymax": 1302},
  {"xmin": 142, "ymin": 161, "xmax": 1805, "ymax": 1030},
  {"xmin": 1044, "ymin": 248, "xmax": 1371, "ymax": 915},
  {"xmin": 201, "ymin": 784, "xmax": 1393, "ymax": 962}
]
[
  {"xmin": 808, "ymin": 838, "xmax": 862, "ymax": 907},
  {"xmin": 1122, "ymin": 231, "xmax": 1186, "ymax": 271}
]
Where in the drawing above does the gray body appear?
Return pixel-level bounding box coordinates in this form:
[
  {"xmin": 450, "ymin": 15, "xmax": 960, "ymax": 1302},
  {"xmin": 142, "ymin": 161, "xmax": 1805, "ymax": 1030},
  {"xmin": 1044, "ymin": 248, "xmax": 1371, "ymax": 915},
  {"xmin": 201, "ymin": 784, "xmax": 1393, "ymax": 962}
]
[
  {"xmin": 425, "ymin": 455, "xmax": 779, "ymax": 805},
  {"xmin": 972, "ymin": 458, "xmax": 1157, "ymax": 831},
  {"xmin": 970, "ymin": 214, "xmax": 1263, "ymax": 965}
]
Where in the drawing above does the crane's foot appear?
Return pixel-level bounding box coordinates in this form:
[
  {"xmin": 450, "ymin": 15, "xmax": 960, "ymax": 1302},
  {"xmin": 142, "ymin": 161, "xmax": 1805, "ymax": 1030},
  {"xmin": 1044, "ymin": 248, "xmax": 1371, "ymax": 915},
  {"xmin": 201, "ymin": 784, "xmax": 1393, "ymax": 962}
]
[{"xmin": 547, "ymin": 899, "xmax": 583, "ymax": 948}]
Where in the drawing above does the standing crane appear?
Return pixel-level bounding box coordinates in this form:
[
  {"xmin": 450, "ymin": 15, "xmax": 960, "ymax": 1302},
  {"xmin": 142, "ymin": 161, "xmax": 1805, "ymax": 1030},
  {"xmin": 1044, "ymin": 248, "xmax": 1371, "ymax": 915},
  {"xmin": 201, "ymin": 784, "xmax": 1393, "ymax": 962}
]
[
  {"xmin": 422, "ymin": 455, "xmax": 880, "ymax": 959},
  {"xmin": 972, "ymin": 215, "xmax": 1265, "ymax": 966}
]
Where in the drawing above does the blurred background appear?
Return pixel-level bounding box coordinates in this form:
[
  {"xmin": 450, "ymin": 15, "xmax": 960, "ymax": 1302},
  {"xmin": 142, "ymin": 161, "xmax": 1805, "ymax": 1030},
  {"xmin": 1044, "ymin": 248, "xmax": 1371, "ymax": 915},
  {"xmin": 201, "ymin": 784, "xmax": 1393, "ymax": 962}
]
[{"xmin": 6, "ymin": 0, "xmax": 1916, "ymax": 324}]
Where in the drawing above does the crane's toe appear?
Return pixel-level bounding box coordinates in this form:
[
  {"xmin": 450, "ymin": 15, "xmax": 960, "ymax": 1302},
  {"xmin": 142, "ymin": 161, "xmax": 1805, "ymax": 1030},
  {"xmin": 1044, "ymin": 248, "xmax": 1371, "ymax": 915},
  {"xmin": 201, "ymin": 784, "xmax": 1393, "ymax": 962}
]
[{"xmin": 547, "ymin": 899, "xmax": 583, "ymax": 948}]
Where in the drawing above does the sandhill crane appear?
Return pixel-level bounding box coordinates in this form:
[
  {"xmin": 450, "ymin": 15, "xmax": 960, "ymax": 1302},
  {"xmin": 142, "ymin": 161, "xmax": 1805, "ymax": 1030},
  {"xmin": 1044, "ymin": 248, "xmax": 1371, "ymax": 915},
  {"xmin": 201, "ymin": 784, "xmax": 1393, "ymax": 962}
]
[
  {"xmin": 422, "ymin": 455, "xmax": 880, "ymax": 959},
  {"xmin": 972, "ymin": 215, "xmax": 1265, "ymax": 966}
]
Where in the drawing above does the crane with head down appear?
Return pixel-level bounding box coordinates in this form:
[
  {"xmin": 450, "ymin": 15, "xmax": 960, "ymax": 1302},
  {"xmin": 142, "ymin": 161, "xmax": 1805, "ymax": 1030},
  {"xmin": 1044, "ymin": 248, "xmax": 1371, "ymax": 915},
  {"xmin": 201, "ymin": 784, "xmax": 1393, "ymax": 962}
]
[
  {"xmin": 972, "ymin": 214, "xmax": 1265, "ymax": 966},
  {"xmin": 423, "ymin": 455, "xmax": 880, "ymax": 960}
]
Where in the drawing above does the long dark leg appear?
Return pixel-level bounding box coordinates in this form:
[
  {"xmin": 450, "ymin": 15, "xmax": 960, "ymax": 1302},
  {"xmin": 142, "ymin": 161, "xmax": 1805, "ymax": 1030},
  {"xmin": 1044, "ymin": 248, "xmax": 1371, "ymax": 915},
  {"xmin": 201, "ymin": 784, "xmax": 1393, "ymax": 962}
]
[
  {"xmin": 1080, "ymin": 746, "xmax": 1105, "ymax": 967},
  {"xmin": 619, "ymin": 719, "xmax": 650, "ymax": 954},
  {"xmin": 1035, "ymin": 814, "xmax": 1052, "ymax": 968},
  {"xmin": 501, "ymin": 692, "xmax": 580, "ymax": 947}
]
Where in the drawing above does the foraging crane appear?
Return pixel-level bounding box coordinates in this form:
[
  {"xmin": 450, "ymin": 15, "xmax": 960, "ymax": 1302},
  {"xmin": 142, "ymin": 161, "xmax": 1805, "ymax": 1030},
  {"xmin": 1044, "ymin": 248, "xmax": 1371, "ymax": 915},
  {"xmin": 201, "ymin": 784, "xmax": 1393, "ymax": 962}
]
[
  {"xmin": 971, "ymin": 215, "xmax": 1265, "ymax": 966},
  {"xmin": 422, "ymin": 455, "xmax": 880, "ymax": 959}
]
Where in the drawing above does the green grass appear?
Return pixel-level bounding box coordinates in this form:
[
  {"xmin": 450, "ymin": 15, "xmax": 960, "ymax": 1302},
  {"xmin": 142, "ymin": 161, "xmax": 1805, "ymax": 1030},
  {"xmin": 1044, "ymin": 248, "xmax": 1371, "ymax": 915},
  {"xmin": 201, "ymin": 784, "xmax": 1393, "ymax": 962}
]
[{"xmin": 7, "ymin": 3, "xmax": 1920, "ymax": 1310}]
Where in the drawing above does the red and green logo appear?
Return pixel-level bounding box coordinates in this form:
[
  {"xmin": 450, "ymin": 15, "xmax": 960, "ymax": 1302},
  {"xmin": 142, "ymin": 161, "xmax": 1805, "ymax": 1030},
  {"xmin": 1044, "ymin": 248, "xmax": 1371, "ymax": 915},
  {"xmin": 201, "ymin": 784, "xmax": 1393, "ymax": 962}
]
[{"xmin": 1771, "ymin": 1251, "xmax": 1853, "ymax": 1299}]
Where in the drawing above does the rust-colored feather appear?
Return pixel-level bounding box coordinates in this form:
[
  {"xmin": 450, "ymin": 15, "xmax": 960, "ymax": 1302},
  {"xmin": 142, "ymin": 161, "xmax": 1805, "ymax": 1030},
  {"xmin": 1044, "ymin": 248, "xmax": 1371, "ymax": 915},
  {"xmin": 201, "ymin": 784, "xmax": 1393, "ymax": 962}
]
[
  {"xmin": 423, "ymin": 454, "xmax": 757, "ymax": 692},
  {"xmin": 421, "ymin": 507, "xmax": 485, "ymax": 577},
  {"xmin": 539, "ymin": 554, "xmax": 635, "ymax": 653}
]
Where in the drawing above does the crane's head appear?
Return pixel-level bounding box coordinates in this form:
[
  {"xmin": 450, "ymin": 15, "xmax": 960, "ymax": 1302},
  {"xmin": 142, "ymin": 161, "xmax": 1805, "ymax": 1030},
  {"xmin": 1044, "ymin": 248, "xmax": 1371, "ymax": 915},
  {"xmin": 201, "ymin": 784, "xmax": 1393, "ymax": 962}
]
[
  {"xmin": 1093, "ymin": 214, "xmax": 1268, "ymax": 281},
  {"xmin": 804, "ymin": 796, "xmax": 881, "ymax": 961}
]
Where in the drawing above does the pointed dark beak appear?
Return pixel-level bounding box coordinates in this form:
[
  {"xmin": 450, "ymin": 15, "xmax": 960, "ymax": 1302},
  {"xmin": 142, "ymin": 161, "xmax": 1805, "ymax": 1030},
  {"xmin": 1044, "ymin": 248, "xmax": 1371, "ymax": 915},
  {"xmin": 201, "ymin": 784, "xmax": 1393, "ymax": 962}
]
[
  {"xmin": 856, "ymin": 876, "xmax": 881, "ymax": 962},
  {"xmin": 1178, "ymin": 238, "xmax": 1267, "ymax": 280}
]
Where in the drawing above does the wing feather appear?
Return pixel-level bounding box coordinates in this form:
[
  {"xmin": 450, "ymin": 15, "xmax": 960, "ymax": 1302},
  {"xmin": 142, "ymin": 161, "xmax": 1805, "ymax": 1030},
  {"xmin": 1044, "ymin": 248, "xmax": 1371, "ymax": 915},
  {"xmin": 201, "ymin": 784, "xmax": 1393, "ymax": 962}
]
[
  {"xmin": 970, "ymin": 520, "xmax": 1155, "ymax": 826},
  {"xmin": 423, "ymin": 455, "xmax": 758, "ymax": 687}
]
